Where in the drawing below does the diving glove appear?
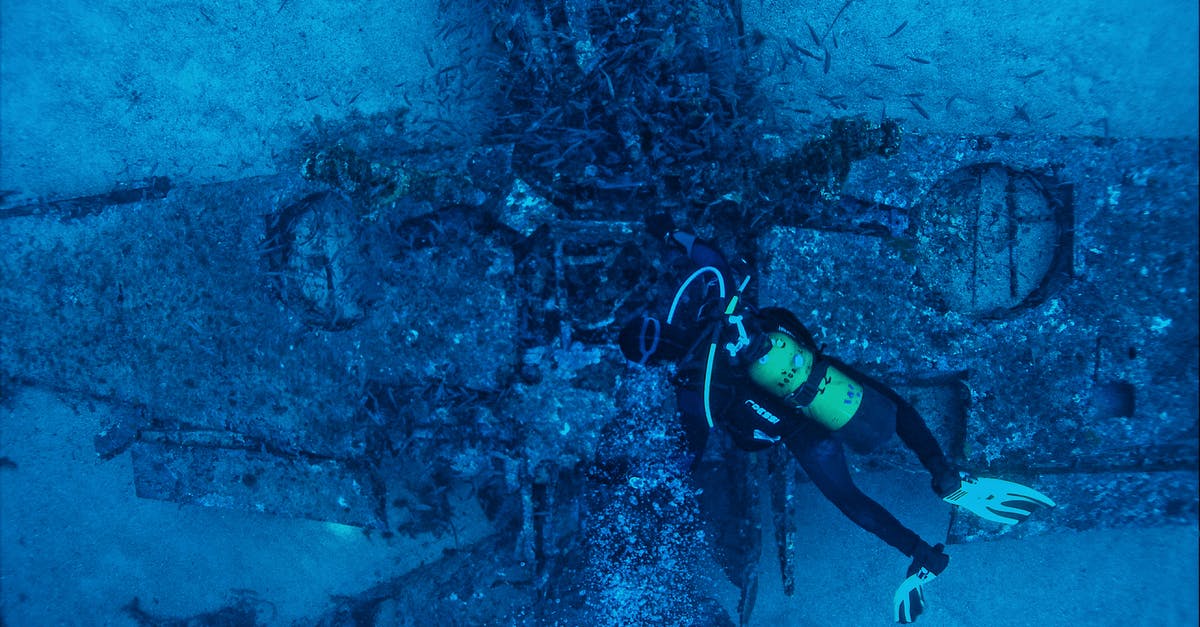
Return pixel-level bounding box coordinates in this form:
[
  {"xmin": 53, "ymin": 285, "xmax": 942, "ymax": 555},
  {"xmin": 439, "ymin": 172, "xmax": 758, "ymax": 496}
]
[
  {"xmin": 942, "ymin": 472, "xmax": 1056, "ymax": 525},
  {"xmin": 930, "ymin": 463, "xmax": 963, "ymax": 498},
  {"xmin": 894, "ymin": 542, "xmax": 948, "ymax": 624}
]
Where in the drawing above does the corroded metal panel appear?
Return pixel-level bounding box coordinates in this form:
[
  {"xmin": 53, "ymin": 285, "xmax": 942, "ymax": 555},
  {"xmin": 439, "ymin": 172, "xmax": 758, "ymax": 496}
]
[{"xmin": 131, "ymin": 440, "xmax": 386, "ymax": 529}]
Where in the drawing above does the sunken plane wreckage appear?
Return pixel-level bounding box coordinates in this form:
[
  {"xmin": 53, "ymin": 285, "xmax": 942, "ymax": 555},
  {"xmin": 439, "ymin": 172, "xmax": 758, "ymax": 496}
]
[{"xmin": 0, "ymin": 0, "xmax": 1195, "ymax": 624}]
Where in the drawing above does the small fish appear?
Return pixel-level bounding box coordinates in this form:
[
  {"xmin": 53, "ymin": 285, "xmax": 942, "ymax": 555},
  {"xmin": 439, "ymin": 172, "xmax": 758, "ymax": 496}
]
[
  {"xmin": 787, "ymin": 38, "xmax": 823, "ymax": 60},
  {"xmin": 865, "ymin": 94, "xmax": 885, "ymax": 101},
  {"xmin": 886, "ymin": 20, "xmax": 908, "ymax": 38},
  {"xmin": 437, "ymin": 18, "xmax": 466, "ymax": 40},
  {"xmin": 777, "ymin": 52, "xmax": 791, "ymax": 72},
  {"xmin": 906, "ymin": 56, "xmax": 931, "ymax": 65},
  {"xmin": 807, "ymin": 21, "xmax": 821, "ymax": 46},
  {"xmin": 1017, "ymin": 69, "xmax": 1045, "ymax": 80},
  {"xmin": 818, "ymin": 93, "xmax": 847, "ymax": 110},
  {"xmin": 872, "ymin": 63, "xmax": 899, "ymax": 70},
  {"xmin": 908, "ymin": 98, "xmax": 929, "ymax": 119},
  {"xmin": 823, "ymin": 47, "xmax": 831, "ymax": 73},
  {"xmin": 903, "ymin": 92, "xmax": 925, "ymax": 98},
  {"xmin": 1014, "ymin": 103, "xmax": 1032, "ymax": 123},
  {"xmin": 829, "ymin": 0, "xmax": 854, "ymax": 32}
]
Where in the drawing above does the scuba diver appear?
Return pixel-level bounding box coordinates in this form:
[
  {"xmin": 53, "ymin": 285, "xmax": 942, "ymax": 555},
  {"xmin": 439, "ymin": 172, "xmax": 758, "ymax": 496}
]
[{"xmin": 617, "ymin": 213, "xmax": 1055, "ymax": 623}]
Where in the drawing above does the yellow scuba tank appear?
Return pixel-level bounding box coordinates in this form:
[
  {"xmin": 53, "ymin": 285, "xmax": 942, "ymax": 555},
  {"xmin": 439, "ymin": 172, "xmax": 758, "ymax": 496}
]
[
  {"xmin": 746, "ymin": 332, "xmax": 863, "ymax": 431},
  {"xmin": 747, "ymin": 332, "xmax": 813, "ymax": 396}
]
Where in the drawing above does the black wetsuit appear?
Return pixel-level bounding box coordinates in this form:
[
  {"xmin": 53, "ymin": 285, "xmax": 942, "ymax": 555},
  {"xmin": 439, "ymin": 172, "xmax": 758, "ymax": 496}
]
[{"xmin": 647, "ymin": 236, "xmax": 952, "ymax": 560}]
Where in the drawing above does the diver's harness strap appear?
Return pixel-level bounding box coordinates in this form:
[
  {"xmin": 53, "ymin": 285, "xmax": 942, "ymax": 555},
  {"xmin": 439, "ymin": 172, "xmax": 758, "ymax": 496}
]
[{"xmin": 784, "ymin": 360, "xmax": 831, "ymax": 409}]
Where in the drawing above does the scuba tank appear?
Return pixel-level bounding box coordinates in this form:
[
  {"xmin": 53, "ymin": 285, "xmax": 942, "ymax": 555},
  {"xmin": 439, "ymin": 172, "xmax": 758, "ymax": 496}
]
[
  {"xmin": 745, "ymin": 331, "xmax": 863, "ymax": 431},
  {"xmin": 669, "ymin": 265, "xmax": 865, "ymax": 432}
]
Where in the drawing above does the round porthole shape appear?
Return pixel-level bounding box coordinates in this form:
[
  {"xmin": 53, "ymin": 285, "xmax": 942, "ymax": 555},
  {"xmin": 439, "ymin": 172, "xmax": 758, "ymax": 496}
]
[
  {"xmin": 264, "ymin": 192, "xmax": 373, "ymax": 330},
  {"xmin": 909, "ymin": 163, "xmax": 1071, "ymax": 317}
]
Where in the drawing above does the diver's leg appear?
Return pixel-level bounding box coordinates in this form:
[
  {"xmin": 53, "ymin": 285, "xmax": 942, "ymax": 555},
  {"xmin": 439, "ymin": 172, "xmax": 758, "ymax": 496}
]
[
  {"xmin": 835, "ymin": 357, "xmax": 959, "ymax": 496},
  {"xmin": 835, "ymin": 384, "xmax": 897, "ymax": 454},
  {"xmin": 786, "ymin": 433, "xmax": 928, "ymax": 557}
]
